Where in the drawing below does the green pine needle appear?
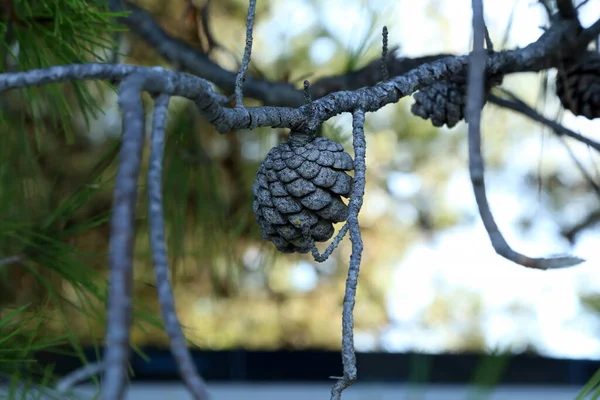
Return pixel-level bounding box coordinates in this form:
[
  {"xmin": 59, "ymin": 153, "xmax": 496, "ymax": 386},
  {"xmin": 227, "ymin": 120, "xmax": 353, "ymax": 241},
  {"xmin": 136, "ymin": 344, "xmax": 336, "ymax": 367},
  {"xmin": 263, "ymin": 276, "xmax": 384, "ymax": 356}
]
[{"xmin": 0, "ymin": 0, "xmax": 127, "ymax": 147}]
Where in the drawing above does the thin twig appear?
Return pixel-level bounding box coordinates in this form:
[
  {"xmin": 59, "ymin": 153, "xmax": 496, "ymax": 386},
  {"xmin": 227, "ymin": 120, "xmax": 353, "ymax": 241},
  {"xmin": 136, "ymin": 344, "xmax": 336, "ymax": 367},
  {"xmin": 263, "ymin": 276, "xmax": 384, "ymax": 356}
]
[
  {"xmin": 557, "ymin": 136, "xmax": 600, "ymax": 198},
  {"xmin": 330, "ymin": 109, "xmax": 366, "ymax": 400},
  {"xmin": 488, "ymin": 92, "xmax": 600, "ymax": 152},
  {"xmin": 381, "ymin": 26, "xmax": 389, "ymax": 81},
  {"xmin": 483, "ymin": 23, "xmax": 494, "ymax": 51},
  {"xmin": 101, "ymin": 72, "xmax": 157, "ymax": 400},
  {"xmin": 148, "ymin": 93, "xmax": 209, "ymax": 400},
  {"xmin": 576, "ymin": 0, "xmax": 592, "ymax": 10},
  {"xmin": 538, "ymin": 0, "xmax": 553, "ymax": 19},
  {"xmin": 311, "ymin": 223, "xmax": 349, "ymax": 263},
  {"xmin": 55, "ymin": 361, "xmax": 104, "ymax": 394},
  {"xmin": 303, "ymin": 79, "xmax": 311, "ymax": 105},
  {"xmin": 234, "ymin": 0, "xmax": 257, "ymax": 107},
  {"xmin": 562, "ymin": 209, "xmax": 600, "ymax": 243},
  {"xmin": 467, "ymin": 0, "xmax": 583, "ymax": 270},
  {"xmin": 199, "ymin": 0, "xmax": 225, "ymax": 55}
]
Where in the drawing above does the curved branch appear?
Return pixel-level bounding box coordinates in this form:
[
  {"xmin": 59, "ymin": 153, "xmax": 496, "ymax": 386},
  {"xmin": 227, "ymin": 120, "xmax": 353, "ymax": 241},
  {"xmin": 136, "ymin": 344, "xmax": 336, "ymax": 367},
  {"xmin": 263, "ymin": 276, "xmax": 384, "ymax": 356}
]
[
  {"xmin": 101, "ymin": 71, "xmax": 158, "ymax": 400},
  {"xmin": 234, "ymin": 0, "xmax": 256, "ymax": 107},
  {"xmin": 330, "ymin": 109, "xmax": 367, "ymax": 400},
  {"xmin": 55, "ymin": 361, "xmax": 104, "ymax": 394},
  {"xmin": 467, "ymin": 0, "xmax": 584, "ymax": 270},
  {"xmin": 148, "ymin": 94, "xmax": 209, "ymax": 400}
]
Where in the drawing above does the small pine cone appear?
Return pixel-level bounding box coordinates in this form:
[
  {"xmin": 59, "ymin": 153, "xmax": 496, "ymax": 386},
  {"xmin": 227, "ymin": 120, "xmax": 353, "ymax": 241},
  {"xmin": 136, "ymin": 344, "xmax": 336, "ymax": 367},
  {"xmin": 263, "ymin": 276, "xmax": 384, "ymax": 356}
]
[
  {"xmin": 411, "ymin": 74, "xmax": 503, "ymax": 128},
  {"xmin": 556, "ymin": 51, "xmax": 600, "ymax": 120},
  {"xmin": 411, "ymin": 81, "xmax": 467, "ymax": 128},
  {"xmin": 252, "ymin": 134, "xmax": 354, "ymax": 254}
]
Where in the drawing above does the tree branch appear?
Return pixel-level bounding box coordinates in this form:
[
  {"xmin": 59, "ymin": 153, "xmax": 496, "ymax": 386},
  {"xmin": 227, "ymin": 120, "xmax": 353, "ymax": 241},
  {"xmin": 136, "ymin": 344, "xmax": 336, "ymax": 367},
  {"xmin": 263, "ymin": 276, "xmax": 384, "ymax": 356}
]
[
  {"xmin": 101, "ymin": 0, "xmax": 596, "ymax": 107},
  {"xmin": 562, "ymin": 209, "xmax": 600, "ymax": 243},
  {"xmin": 101, "ymin": 71, "xmax": 156, "ymax": 400},
  {"xmin": 148, "ymin": 93, "xmax": 209, "ymax": 400},
  {"xmin": 467, "ymin": 0, "xmax": 583, "ymax": 270},
  {"xmin": 234, "ymin": 0, "xmax": 256, "ymax": 107}
]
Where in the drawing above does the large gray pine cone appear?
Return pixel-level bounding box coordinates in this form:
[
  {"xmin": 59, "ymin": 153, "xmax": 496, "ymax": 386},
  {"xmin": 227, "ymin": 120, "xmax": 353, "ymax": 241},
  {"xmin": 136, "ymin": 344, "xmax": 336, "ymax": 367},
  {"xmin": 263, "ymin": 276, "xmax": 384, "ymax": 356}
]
[
  {"xmin": 252, "ymin": 134, "xmax": 354, "ymax": 254},
  {"xmin": 556, "ymin": 51, "xmax": 600, "ymax": 120}
]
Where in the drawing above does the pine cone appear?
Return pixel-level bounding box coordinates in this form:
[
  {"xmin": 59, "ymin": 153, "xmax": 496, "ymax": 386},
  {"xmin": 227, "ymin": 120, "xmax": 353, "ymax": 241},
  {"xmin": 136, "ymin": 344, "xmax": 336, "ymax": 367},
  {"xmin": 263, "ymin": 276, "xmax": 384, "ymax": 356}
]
[
  {"xmin": 556, "ymin": 51, "xmax": 600, "ymax": 120},
  {"xmin": 252, "ymin": 134, "xmax": 354, "ymax": 254},
  {"xmin": 411, "ymin": 81, "xmax": 466, "ymax": 128},
  {"xmin": 411, "ymin": 74, "xmax": 503, "ymax": 128}
]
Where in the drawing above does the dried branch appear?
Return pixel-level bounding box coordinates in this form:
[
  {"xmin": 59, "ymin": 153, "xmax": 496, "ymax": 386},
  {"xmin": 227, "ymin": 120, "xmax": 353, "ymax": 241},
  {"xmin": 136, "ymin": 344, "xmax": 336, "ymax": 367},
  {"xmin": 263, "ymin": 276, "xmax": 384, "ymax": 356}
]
[
  {"xmin": 1, "ymin": 17, "xmax": 593, "ymax": 135},
  {"xmin": 55, "ymin": 361, "xmax": 104, "ymax": 394},
  {"xmin": 101, "ymin": 72, "xmax": 156, "ymax": 400},
  {"xmin": 467, "ymin": 0, "xmax": 584, "ymax": 270},
  {"xmin": 148, "ymin": 93, "xmax": 209, "ymax": 400},
  {"xmin": 488, "ymin": 91, "xmax": 600, "ymax": 152},
  {"xmin": 330, "ymin": 109, "xmax": 366, "ymax": 400},
  {"xmin": 234, "ymin": 0, "xmax": 256, "ymax": 107}
]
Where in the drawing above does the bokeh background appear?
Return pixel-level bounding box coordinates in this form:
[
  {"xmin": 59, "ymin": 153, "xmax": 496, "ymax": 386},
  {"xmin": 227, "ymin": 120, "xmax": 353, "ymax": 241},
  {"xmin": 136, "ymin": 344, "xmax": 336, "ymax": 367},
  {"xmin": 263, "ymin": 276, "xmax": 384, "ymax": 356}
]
[{"xmin": 2, "ymin": 0, "xmax": 600, "ymax": 360}]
